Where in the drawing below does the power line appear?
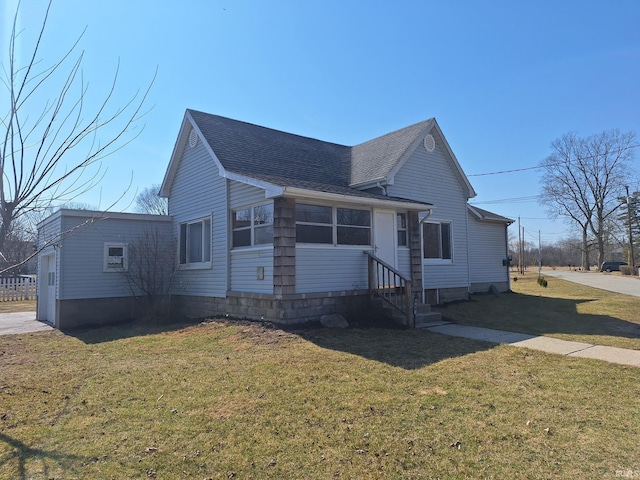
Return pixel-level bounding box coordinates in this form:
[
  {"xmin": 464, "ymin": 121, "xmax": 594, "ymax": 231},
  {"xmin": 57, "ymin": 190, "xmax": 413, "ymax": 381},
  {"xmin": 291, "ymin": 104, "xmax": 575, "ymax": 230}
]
[
  {"xmin": 467, "ymin": 143, "xmax": 640, "ymax": 177},
  {"xmin": 468, "ymin": 165, "xmax": 542, "ymax": 177},
  {"xmin": 471, "ymin": 195, "xmax": 541, "ymax": 205}
]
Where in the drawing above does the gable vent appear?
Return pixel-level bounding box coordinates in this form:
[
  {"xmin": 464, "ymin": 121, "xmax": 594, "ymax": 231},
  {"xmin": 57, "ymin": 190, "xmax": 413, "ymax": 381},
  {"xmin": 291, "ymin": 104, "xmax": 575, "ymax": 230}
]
[
  {"xmin": 424, "ymin": 134, "xmax": 435, "ymax": 152},
  {"xmin": 189, "ymin": 128, "xmax": 198, "ymax": 148}
]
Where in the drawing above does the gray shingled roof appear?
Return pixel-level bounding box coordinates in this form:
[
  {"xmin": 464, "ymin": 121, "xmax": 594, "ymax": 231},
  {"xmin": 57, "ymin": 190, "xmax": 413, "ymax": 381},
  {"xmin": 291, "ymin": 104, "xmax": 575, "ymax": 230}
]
[
  {"xmin": 350, "ymin": 119, "xmax": 434, "ymax": 186},
  {"xmin": 187, "ymin": 109, "xmax": 435, "ymax": 206},
  {"xmin": 468, "ymin": 205, "xmax": 514, "ymax": 224}
]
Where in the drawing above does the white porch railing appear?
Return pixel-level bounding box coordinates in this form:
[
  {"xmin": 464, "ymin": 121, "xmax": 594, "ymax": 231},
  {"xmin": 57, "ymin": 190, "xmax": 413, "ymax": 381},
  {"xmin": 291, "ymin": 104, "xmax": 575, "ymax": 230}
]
[{"xmin": 0, "ymin": 277, "xmax": 36, "ymax": 301}]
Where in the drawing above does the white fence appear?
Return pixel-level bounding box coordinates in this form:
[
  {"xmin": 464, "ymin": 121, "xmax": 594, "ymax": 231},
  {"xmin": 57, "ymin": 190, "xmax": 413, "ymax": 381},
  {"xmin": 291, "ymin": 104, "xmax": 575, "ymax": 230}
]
[{"xmin": 0, "ymin": 277, "xmax": 36, "ymax": 301}]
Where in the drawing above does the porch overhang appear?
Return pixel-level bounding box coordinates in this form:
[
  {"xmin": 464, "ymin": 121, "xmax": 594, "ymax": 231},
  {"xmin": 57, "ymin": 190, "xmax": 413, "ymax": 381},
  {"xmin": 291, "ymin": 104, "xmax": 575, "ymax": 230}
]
[{"xmin": 273, "ymin": 186, "xmax": 435, "ymax": 211}]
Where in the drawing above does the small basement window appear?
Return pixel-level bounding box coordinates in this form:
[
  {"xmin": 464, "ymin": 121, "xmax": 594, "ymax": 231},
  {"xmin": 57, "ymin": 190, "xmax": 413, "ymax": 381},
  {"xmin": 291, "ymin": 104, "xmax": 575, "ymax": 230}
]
[{"xmin": 104, "ymin": 243, "xmax": 128, "ymax": 272}]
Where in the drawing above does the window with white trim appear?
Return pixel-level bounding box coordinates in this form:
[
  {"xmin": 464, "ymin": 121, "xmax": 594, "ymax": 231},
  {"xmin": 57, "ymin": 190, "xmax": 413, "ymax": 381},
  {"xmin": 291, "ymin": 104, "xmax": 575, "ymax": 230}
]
[
  {"xmin": 423, "ymin": 221, "xmax": 452, "ymax": 260},
  {"xmin": 179, "ymin": 217, "xmax": 211, "ymax": 265},
  {"xmin": 296, "ymin": 203, "xmax": 371, "ymax": 245},
  {"xmin": 397, "ymin": 213, "xmax": 408, "ymax": 247},
  {"xmin": 232, "ymin": 203, "xmax": 274, "ymax": 247},
  {"xmin": 103, "ymin": 243, "xmax": 128, "ymax": 272}
]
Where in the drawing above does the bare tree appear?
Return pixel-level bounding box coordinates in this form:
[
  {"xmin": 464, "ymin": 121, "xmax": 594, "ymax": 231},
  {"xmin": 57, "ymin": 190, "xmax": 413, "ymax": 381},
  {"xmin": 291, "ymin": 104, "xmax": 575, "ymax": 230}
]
[
  {"xmin": 539, "ymin": 130, "xmax": 637, "ymax": 270},
  {"xmin": 0, "ymin": 218, "xmax": 35, "ymax": 275},
  {"xmin": 120, "ymin": 228, "xmax": 177, "ymax": 320},
  {"xmin": 0, "ymin": 0, "xmax": 154, "ymax": 254},
  {"xmin": 134, "ymin": 184, "xmax": 168, "ymax": 215}
]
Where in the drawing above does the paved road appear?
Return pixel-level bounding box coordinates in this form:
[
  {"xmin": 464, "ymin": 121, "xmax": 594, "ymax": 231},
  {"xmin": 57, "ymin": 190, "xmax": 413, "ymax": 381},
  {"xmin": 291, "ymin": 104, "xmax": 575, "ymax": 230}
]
[
  {"xmin": 0, "ymin": 311, "xmax": 52, "ymax": 335},
  {"xmin": 543, "ymin": 269, "xmax": 640, "ymax": 297}
]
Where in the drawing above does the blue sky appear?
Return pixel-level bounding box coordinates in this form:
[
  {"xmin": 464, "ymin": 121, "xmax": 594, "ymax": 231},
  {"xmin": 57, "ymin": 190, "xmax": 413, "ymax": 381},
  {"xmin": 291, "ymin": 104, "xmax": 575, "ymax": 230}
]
[{"xmin": 5, "ymin": 0, "xmax": 640, "ymax": 246}]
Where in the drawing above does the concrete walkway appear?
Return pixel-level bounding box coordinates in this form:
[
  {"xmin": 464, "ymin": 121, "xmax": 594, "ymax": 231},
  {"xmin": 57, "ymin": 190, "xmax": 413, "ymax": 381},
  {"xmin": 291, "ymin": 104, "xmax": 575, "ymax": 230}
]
[
  {"xmin": 0, "ymin": 311, "xmax": 53, "ymax": 335},
  {"xmin": 424, "ymin": 320, "xmax": 640, "ymax": 368}
]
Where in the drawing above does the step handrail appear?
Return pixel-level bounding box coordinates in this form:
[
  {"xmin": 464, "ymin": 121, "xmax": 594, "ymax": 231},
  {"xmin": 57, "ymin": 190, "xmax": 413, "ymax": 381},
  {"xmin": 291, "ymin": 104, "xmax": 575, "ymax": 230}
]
[{"xmin": 364, "ymin": 251, "xmax": 414, "ymax": 327}]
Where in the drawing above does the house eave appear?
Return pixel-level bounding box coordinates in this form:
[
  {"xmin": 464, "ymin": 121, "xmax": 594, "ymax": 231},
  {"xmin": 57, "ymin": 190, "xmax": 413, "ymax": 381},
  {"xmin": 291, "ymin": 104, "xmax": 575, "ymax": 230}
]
[
  {"xmin": 38, "ymin": 209, "xmax": 172, "ymax": 226},
  {"xmin": 467, "ymin": 205, "xmax": 514, "ymax": 225},
  {"xmin": 224, "ymin": 172, "xmax": 285, "ymax": 197},
  {"xmin": 348, "ymin": 178, "xmax": 388, "ymax": 190}
]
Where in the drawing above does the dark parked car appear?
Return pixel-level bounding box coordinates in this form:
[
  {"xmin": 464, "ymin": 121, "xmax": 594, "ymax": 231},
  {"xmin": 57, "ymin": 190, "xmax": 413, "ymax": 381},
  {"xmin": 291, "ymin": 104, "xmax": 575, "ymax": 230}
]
[{"xmin": 599, "ymin": 261, "xmax": 628, "ymax": 272}]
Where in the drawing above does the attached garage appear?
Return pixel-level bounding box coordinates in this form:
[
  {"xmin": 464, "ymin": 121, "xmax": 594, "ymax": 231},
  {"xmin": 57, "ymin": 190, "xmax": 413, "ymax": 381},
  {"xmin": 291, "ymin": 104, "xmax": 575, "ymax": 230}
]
[{"xmin": 37, "ymin": 209, "xmax": 172, "ymax": 330}]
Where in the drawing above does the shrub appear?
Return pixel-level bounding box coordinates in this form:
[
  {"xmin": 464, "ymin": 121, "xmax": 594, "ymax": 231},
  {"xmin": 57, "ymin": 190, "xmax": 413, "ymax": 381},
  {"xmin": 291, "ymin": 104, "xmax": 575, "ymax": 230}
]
[{"xmin": 620, "ymin": 266, "xmax": 638, "ymax": 276}]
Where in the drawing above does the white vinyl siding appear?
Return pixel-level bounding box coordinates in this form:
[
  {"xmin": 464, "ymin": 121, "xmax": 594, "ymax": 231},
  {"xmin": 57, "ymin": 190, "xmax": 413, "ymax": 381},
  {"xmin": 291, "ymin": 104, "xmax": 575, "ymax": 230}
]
[
  {"xmin": 229, "ymin": 182, "xmax": 268, "ymax": 209},
  {"xmin": 387, "ymin": 132, "xmax": 471, "ymax": 290},
  {"xmin": 469, "ymin": 217, "xmax": 509, "ymax": 284},
  {"xmin": 58, "ymin": 214, "xmax": 172, "ymax": 300},
  {"xmin": 296, "ymin": 247, "xmax": 370, "ymax": 293},
  {"xmin": 169, "ymin": 140, "xmax": 227, "ymax": 297},
  {"xmin": 230, "ymin": 248, "xmax": 274, "ymax": 293}
]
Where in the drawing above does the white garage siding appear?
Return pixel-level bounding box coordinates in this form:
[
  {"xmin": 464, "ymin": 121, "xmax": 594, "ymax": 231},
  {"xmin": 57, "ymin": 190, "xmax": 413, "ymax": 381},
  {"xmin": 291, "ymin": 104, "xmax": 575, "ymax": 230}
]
[
  {"xmin": 468, "ymin": 217, "xmax": 510, "ymax": 289},
  {"xmin": 37, "ymin": 212, "xmax": 172, "ymax": 300}
]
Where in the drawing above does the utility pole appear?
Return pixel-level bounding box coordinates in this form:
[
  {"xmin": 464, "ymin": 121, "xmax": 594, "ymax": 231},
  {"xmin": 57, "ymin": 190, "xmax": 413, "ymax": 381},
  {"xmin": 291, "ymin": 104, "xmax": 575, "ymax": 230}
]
[
  {"xmin": 521, "ymin": 226, "xmax": 525, "ymax": 275},
  {"xmin": 626, "ymin": 185, "xmax": 636, "ymax": 275},
  {"xmin": 518, "ymin": 217, "xmax": 524, "ymax": 275},
  {"xmin": 538, "ymin": 230, "xmax": 542, "ymax": 277}
]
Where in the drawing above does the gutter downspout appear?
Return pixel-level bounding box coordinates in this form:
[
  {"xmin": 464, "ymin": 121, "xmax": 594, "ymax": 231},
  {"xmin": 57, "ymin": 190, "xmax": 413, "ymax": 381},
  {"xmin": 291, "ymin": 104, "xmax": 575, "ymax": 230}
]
[
  {"xmin": 505, "ymin": 223, "xmax": 511, "ymax": 291},
  {"xmin": 465, "ymin": 204, "xmax": 471, "ymax": 299},
  {"xmin": 375, "ymin": 182, "xmax": 387, "ymax": 196}
]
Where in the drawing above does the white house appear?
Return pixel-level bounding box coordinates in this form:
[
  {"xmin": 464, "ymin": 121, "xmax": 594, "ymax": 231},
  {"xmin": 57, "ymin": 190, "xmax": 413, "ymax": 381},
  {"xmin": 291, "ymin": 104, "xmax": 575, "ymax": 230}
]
[{"xmin": 37, "ymin": 110, "xmax": 512, "ymax": 329}]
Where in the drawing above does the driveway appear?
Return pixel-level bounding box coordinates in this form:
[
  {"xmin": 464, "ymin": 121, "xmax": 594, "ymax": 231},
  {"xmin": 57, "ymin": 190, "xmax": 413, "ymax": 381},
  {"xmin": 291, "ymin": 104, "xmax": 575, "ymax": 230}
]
[
  {"xmin": 543, "ymin": 269, "xmax": 640, "ymax": 297},
  {"xmin": 0, "ymin": 311, "xmax": 53, "ymax": 335}
]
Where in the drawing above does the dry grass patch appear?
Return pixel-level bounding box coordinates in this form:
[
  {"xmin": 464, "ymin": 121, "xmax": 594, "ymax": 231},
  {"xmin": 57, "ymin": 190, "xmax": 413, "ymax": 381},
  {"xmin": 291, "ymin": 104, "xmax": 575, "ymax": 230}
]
[
  {"xmin": 0, "ymin": 299, "xmax": 36, "ymax": 313},
  {"xmin": 435, "ymin": 272, "xmax": 640, "ymax": 350},
  {"xmin": 1, "ymin": 319, "xmax": 639, "ymax": 479}
]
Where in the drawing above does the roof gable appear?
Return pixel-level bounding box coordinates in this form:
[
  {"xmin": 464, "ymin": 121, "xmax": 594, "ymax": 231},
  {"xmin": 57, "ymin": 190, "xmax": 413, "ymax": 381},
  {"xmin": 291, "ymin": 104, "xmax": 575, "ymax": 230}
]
[
  {"xmin": 160, "ymin": 109, "xmax": 474, "ymax": 205},
  {"xmin": 386, "ymin": 120, "xmax": 477, "ymax": 199},
  {"xmin": 159, "ymin": 112, "xmax": 226, "ymax": 197}
]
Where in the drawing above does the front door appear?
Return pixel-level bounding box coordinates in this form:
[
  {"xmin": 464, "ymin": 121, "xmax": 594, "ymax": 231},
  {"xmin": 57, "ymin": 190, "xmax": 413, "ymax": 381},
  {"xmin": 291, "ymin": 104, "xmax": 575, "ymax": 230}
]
[
  {"xmin": 373, "ymin": 210, "xmax": 396, "ymax": 267},
  {"xmin": 44, "ymin": 254, "xmax": 56, "ymax": 325}
]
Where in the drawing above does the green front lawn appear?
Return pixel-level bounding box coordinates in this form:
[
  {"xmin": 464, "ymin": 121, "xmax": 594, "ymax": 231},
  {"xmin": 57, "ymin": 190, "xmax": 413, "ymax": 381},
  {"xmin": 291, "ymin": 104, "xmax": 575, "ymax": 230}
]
[
  {"xmin": 1, "ymin": 314, "xmax": 639, "ymax": 478},
  {"xmin": 435, "ymin": 272, "xmax": 640, "ymax": 350}
]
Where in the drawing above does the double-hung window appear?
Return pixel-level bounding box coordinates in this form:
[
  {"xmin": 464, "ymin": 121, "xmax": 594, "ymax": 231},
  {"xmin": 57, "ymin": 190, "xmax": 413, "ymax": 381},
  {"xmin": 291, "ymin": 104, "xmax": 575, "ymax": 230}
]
[
  {"xmin": 296, "ymin": 203, "xmax": 371, "ymax": 245},
  {"xmin": 232, "ymin": 203, "xmax": 274, "ymax": 247},
  {"xmin": 423, "ymin": 221, "xmax": 452, "ymax": 261},
  {"xmin": 397, "ymin": 213, "xmax": 408, "ymax": 247},
  {"xmin": 179, "ymin": 217, "xmax": 211, "ymax": 266}
]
